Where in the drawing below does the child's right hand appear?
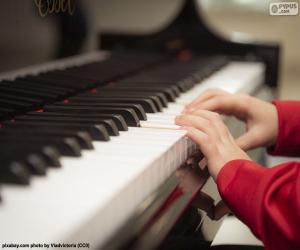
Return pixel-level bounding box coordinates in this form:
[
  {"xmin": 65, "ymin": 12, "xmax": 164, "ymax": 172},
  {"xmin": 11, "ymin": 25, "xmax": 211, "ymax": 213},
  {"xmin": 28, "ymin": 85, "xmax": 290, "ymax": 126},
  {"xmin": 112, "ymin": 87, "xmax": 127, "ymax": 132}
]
[{"xmin": 183, "ymin": 89, "xmax": 279, "ymax": 151}]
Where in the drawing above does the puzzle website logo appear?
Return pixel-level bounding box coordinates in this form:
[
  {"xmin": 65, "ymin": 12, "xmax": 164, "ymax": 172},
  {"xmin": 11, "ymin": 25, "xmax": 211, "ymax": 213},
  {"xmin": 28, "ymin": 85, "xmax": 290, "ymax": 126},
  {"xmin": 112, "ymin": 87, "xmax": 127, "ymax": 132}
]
[{"xmin": 269, "ymin": 2, "xmax": 298, "ymax": 16}]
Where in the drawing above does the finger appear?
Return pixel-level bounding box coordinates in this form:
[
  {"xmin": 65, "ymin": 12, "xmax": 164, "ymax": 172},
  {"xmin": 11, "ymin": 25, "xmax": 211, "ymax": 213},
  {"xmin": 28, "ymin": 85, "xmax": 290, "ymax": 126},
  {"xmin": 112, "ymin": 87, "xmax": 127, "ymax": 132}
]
[
  {"xmin": 181, "ymin": 126, "xmax": 215, "ymax": 157},
  {"xmin": 235, "ymin": 133, "xmax": 254, "ymax": 151},
  {"xmin": 191, "ymin": 109, "xmax": 221, "ymax": 120},
  {"xmin": 176, "ymin": 114, "xmax": 214, "ymax": 137},
  {"xmin": 181, "ymin": 126, "xmax": 209, "ymax": 147},
  {"xmin": 185, "ymin": 89, "xmax": 228, "ymax": 109},
  {"xmin": 190, "ymin": 109, "xmax": 228, "ymax": 136},
  {"xmin": 235, "ymin": 128, "xmax": 264, "ymax": 151},
  {"xmin": 184, "ymin": 89, "xmax": 229, "ymax": 113},
  {"xmin": 195, "ymin": 95, "xmax": 249, "ymax": 120}
]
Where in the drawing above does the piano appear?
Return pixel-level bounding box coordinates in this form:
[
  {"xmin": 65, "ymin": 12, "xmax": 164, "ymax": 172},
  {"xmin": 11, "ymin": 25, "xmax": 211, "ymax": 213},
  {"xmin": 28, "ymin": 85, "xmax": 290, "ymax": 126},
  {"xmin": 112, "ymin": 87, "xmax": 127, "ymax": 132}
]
[{"xmin": 0, "ymin": 0, "xmax": 280, "ymax": 249}]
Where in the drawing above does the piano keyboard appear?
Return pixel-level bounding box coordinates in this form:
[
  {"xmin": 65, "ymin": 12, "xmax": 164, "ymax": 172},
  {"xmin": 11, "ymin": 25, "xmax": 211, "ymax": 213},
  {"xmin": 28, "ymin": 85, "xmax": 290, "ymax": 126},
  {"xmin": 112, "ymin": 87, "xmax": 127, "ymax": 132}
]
[{"xmin": 0, "ymin": 51, "xmax": 264, "ymax": 248}]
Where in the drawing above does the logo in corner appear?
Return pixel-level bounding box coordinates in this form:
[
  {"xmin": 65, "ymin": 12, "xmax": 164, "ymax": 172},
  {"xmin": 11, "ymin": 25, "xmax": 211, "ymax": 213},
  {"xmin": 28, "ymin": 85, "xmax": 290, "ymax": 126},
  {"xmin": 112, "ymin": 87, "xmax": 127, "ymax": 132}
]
[{"xmin": 269, "ymin": 2, "xmax": 298, "ymax": 16}]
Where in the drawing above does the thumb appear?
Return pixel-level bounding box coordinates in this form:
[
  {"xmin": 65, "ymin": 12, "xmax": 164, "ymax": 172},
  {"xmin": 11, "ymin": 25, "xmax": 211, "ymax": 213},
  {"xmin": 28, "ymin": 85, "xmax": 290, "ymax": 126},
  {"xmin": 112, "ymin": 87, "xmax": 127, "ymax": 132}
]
[{"xmin": 235, "ymin": 131, "xmax": 256, "ymax": 151}]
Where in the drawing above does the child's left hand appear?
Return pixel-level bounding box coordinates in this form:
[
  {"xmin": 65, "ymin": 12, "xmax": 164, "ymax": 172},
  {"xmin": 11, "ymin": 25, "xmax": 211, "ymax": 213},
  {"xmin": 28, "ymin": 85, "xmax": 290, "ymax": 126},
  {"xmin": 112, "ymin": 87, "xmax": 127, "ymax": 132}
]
[{"xmin": 175, "ymin": 110, "xmax": 250, "ymax": 179}]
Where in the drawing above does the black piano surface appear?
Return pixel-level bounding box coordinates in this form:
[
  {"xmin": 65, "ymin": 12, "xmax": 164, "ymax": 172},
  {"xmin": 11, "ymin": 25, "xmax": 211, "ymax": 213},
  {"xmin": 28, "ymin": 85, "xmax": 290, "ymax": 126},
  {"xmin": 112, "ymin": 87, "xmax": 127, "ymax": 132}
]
[{"xmin": 0, "ymin": 1, "xmax": 279, "ymax": 250}]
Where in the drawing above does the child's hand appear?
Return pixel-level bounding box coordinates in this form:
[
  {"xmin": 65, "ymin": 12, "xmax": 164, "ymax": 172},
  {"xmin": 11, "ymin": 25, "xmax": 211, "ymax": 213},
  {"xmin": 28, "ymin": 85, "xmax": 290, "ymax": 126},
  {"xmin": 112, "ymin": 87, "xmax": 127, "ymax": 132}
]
[
  {"xmin": 183, "ymin": 89, "xmax": 278, "ymax": 151},
  {"xmin": 175, "ymin": 111, "xmax": 250, "ymax": 179}
]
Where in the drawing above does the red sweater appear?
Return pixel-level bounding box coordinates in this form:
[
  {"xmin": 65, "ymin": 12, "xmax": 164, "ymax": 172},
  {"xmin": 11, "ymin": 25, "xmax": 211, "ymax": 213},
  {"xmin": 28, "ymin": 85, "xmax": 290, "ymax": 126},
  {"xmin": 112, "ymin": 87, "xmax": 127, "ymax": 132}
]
[{"xmin": 217, "ymin": 100, "xmax": 300, "ymax": 250}]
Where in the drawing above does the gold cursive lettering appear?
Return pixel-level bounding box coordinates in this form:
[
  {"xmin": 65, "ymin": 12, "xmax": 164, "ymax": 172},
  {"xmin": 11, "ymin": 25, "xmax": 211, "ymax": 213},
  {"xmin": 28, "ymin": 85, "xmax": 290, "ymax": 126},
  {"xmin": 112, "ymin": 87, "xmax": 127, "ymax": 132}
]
[{"xmin": 34, "ymin": 0, "xmax": 76, "ymax": 17}]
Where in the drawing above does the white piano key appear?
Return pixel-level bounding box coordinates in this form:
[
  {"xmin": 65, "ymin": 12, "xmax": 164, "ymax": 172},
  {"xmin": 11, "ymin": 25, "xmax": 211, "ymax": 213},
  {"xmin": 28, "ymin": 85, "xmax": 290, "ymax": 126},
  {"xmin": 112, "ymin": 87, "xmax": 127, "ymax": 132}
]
[
  {"xmin": 147, "ymin": 113, "xmax": 176, "ymax": 120},
  {"xmin": 140, "ymin": 122, "xmax": 181, "ymax": 130},
  {"xmin": 145, "ymin": 118, "xmax": 176, "ymax": 125}
]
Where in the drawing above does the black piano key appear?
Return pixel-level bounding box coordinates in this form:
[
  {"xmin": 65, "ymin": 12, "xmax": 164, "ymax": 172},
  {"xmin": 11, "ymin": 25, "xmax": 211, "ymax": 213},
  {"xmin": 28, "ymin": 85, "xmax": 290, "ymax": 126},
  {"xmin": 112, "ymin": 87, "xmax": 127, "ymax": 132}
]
[
  {"xmin": 56, "ymin": 102, "xmax": 147, "ymax": 121},
  {"xmin": 55, "ymin": 131, "xmax": 94, "ymax": 150},
  {"xmin": 16, "ymin": 77, "xmax": 77, "ymax": 94},
  {"xmin": 0, "ymin": 99, "xmax": 33, "ymax": 112},
  {"xmin": 114, "ymin": 83, "xmax": 181, "ymax": 97},
  {"xmin": 44, "ymin": 105, "xmax": 140, "ymax": 127},
  {"xmin": 26, "ymin": 112, "xmax": 128, "ymax": 131},
  {"xmin": 69, "ymin": 96, "xmax": 158, "ymax": 113},
  {"xmin": 36, "ymin": 137, "xmax": 83, "ymax": 157},
  {"xmin": 37, "ymin": 71, "xmax": 99, "ymax": 89},
  {"xmin": 95, "ymin": 90, "xmax": 169, "ymax": 108},
  {"xmin": 24, "ymin": 154, "xmax": 47, "ymax": 175},
  {"xmin": 0, "ymin": 128, "xmax": 94, "ymax": 150},
  {"xmin": 0, "ymin": 107, "xmax": 15, "ymax": 119},
  {"xmin": 24, "ymin": 75, "xmax": 87, "ymax": 90},
  {"xmin": 52, "ymin": 131, "xmax": 94, "ymax": 150},
  {"xmin": 0, "ymin": 133, "xmax": 82, "ymax": 157},
  {"xmin": 77, "ymin": 92, "xmax": 163, "ymax": 112},
  {"xmin": 0, "ymin": 85, "xmax": 58, "ymax": 101},
  {"xmin": 0, "ymin": 161, "xmax": 30, "ymax": 185},
  {"xmin": 116, "ymin": 84, "xmax": 179, "ymax": 102},
  {"xmin": 178, "ymin": 78, "xmax": 195, "ymax": 91},
  {"xmin": 0, "ymin": 93, "xmax": 44, "ymax": 106},
  {"xmin": 40, "ymin": 146, "xmax": 61, "ymax": 167},
  {"xmin": 3, "ymin": 122, "xmax": 110, "ymax": 141},
  {"xmin": 118, "ymin": 80, "xmax": 182, "ymax": 95},
  {"xmin": 120, "ymin": 77, "xmax": 190, "ymax": 92},
  {"xmin": 55, "ymin": 68, "xmax": 111, "ymax": 84},
  {"xmin": 0, "ymin": 147, "xmax": 46, "ymax": 176},
  {"xmin": 6, "ymin": 80, "xmax": 67, "ymax": 95},
  {"xmin": 6, "ymin": 144, "xmax": 61, "ymax": 168},
  {"xmin": 27, "ymin": 111, "xmax": 128, "ymax": 131},
  {"xmin": 123, "ymin": 82, "xmax": 182, "ymax": 96},
  {"xmin": 14, "ymin": 145, "xmax": 61, "ymax": 168},
  {"xmin": 0, "ymin": 133, "xmax": 59, "ymax": 167},
  {"xmin": 99, "ymin": 83, "xmax": 176, "ymax": 102},
  {"xmin": 16, "ymin": 115, "xmax": 119, "ymax": 137}
]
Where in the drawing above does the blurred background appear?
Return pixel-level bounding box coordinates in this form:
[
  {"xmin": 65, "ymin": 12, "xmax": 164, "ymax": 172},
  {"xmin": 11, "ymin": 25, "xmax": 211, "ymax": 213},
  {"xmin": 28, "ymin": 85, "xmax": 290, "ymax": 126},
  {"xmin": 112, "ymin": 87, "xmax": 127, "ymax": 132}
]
[{"xmin": 0, "ymin": 0, "xmax": 299, "ymax": 99}]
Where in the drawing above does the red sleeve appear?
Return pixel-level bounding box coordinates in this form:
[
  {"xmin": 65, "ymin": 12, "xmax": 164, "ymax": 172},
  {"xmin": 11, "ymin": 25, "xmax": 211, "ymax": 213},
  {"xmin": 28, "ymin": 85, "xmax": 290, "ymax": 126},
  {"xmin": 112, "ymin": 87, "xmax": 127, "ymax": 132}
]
[
  {"xmin": 268, "ymin": 100, "xmax": 300, "ymax": 156},
  {"xmin": 217, "ymin": 159, "xmax": 300, "ymax": 250}
]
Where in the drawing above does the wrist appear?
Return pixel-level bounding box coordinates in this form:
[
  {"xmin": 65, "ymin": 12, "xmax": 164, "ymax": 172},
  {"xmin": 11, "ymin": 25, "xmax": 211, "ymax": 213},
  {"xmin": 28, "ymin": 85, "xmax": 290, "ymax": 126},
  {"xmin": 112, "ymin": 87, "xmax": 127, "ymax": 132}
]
[{"xmin": 210, "ymin": 152, "xmax": 250, "ymax": 181}]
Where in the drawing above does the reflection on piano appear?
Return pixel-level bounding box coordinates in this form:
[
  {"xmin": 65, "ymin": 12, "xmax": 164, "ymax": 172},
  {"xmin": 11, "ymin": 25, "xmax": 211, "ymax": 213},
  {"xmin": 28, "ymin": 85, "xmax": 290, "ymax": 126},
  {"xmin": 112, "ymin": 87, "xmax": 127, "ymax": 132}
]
[{"xmin": 0, "ymin": 0, "xmax": 280, "ymax": 249}]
